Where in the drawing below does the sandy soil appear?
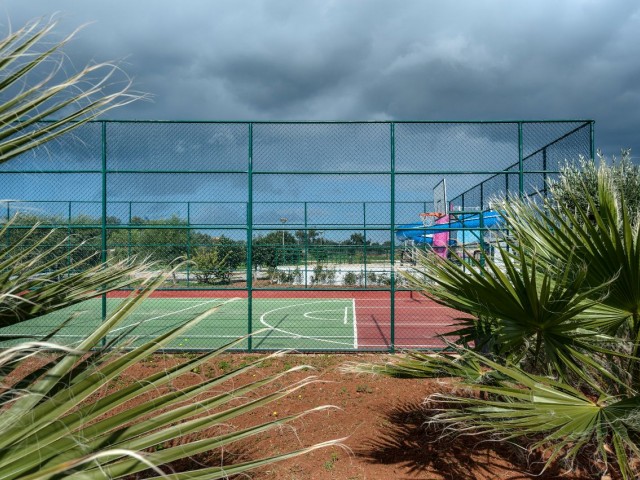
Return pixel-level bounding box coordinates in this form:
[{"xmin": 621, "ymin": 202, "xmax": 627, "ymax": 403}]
[{"xmin": 115, "ymin": 352, "xmax": 602, "ymax": 480}]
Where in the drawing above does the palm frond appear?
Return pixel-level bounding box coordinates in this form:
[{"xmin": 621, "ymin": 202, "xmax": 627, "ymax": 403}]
[
  {"xmin": 0, "ymin": 285, "xmax": 342, "ymax": 478},
  {"xmin": 401, "ymin": 241, "xmax": 615, "ymax": 386},
  {"xmin": 0, "ymin": 220, "xmax": 153, "ymax": 331},
  {"xmin": 429, "ymin": 352, "xmax": 640, "ymax": 479},
  {"xmin": 343, "ymin": 347, "xmax": 488, "ymax": 383},
  {"xmin": 0, "ymin": 17, "xmax": 145, "ymax": 165}
]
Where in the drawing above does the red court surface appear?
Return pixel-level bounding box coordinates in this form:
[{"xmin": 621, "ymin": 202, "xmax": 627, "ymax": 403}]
[{"xmin": 107, "ymin": 289, "xmax": 463, "ymax": 350}]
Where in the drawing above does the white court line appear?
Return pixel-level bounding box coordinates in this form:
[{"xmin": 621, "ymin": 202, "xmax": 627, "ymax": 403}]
[
  {"xmin": 358, "ymin": 344, "xmax": 446, "ymax": 348},
  {"xmin": 362, "ymin": 322, "xmax": 456, "ymax": 327},
  {"xmin": 110, "ymin": 297, "xmax": 241, "ymax": 334},
  {"xmin": 343, "ymin": 307, "xmax": 348, "ymax": 325},
  {"xmin": 352, "ymin": 298, "xmax": 358, "ymax": 349},
  {"xmin": 36, "ymin": 333, "xmax": 357, "ymax": 340},
  {"xmin": 259, "ymin": 300, "xmax": 354, "ymax": 348},
  {"xmin": 356, "ymin": 305, "xmax": 456, "ymax": 309}
]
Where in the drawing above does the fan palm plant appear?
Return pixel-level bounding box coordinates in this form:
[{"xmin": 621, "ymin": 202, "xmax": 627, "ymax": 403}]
[
  {"xmin": 502, "ymin": 167, "xmax": 640, "ymax": 382},
  {"xmin": 347, "ymin": 160, "xmax": 640, "ymax": 478}
]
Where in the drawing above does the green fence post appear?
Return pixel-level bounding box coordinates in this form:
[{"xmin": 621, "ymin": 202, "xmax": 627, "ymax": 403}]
[
  {"xmin": 590, "ymin": 121, "xmax": 595, "ymax": 160},
  {"xmin": 5, "ymin": 201, "xmax": 9, "ymax": 248},
  {"xmin": 128, "ymin": 201, "xmax": 132, "ymax": 260},
  {"xmin": 390, "ymin": 122, "xmax": 395, "ymax": 353},
  {"xmin": 304, "ymin": 201, "xmax": 308, "ymax": 288},
  {"xmin": 363, "ymin": 202, "xmax": 367, "ymax": 288},
  {"xmin": 479, "ymin": 210, "xmax": 486, "ymax": 268},
  {"xmin": 542, "ymin": 147, "xmax": 548, "ymax": 197},
  {"xmin": 247, "ymin": 123, "xmax": 253, "ymax": 352},
  {"xmin": 67, "ymin": 201, "xmax": 72, "ymax": 267},
  {"xmin": 518, "ymin": 122, "xmax": 524, "ymax": 198},
  {"xmin": 101, "ymin": 121, "xmax": 108, "ymax": 340},
  {"xmin": 186, "ymin": 202, "xmax": 191, "ymax": 287}
]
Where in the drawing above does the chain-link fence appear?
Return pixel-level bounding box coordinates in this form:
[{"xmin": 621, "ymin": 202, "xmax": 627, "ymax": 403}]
[{"xmin": 0, "ymin": 120, "xmax": 594, "ymax": 351}]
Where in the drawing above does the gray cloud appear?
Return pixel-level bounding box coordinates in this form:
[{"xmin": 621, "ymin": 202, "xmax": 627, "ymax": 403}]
[{"xmin": 1, "ymin": 0, "xmax": 639, "ymax": 157}]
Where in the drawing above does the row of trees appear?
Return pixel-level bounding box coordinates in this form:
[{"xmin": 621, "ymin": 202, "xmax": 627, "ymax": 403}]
[{"xmin": 5, "ymin": 221, "xmax": 391, "ymax": 284}]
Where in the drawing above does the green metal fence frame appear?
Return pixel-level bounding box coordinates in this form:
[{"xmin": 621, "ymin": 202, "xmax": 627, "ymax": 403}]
[{"xmin": 2, "ymin": 120, "xmax": 595, "ymax": 352}]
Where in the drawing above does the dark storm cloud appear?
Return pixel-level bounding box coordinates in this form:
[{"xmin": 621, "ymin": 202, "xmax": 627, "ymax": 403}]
[{"xmin": 2, "ymin": 0, "xmax": 640, "ymax": 156}]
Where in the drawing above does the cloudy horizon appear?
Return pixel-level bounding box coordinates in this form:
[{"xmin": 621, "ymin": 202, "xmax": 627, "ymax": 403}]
[{"xmin": 2, "ymin": 0, "xmax": 639, "ymax": 158}]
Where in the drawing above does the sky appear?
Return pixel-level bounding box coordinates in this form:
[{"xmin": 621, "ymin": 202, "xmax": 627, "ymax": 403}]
[
  {"xmin": 2, "ymin": 0, "xmax": 639, "ymax": 158},
  {"xmin": 0, "ymin": 0, "xmax": 638, "ymax": 244}
]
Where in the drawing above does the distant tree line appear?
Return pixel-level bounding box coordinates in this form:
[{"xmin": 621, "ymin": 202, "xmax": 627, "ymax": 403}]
[{"xmin": 4, "ymin": 214, "xmax": 391, "ymax": 284}]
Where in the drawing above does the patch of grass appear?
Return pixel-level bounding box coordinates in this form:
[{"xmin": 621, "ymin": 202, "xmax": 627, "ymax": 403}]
[
  {"xmin": 355, "ymin": 384, "xmax": 373, "ymax": 394},
  {"xmin": 324, "ymin": 451, "xmax": 340, "ymax": 471}
]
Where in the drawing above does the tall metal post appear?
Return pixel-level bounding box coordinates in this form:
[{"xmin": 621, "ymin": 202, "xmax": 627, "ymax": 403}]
[
  {"xmin": 542, "ymin": 148, "xmax": 548, "ymax": 197},
  {"xmin": 590, "ymin": 121, "xmax": 595, "ymax": 160},
  {"xmin": 67, "ymin": 202, "xmax": 72, "ymax": 267},
  {"xmin": 389, "ymin": 123, "xmax": 396, "ymax": 353},
  {"xmin": 304, "ymin": 202, "xmax": 308, "ymax": 288},
  {"xmin": 518, "ymin": 122, "xmax": 524, "ymax": 197},
  {"xmin": 186, "ymin": 202, "xmax": 191, "ymax": 286},
  {"xmin": 128, "ymin": 201, "xmax": 132, "ymax": 260},
  {"xmin": 5, "ymin": 202, "xmax": 9, "ymax": 248},
  {"xmin": 479, "ymin": 210, "xmax": 486, "ymax": 268},
  {"xmin": 101, "ymin": 121, "xmax": 108, "ymax": 337},
  {"xmin": 363, "ymin": 202, "xmax": 367, "ymax": 288},
  {"xmin": 246, "ymin": 123, "xmax": 253, "ymax": 351}
]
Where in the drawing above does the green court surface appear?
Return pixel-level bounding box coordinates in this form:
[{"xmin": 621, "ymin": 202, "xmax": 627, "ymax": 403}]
[{"xmin": 0, "ymin": 297, "xmax": 358, "ymax": 350}]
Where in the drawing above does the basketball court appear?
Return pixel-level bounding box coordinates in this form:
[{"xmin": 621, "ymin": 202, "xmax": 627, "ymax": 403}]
[{"xmin": 0, "ymin": 290, "xmax": 462, "ymax": 351}]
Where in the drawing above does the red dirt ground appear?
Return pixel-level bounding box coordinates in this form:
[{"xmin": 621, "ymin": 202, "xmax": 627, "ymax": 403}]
[{"xmin": 117, "ymin": 352, "xmax": 600, "ymax": 480}]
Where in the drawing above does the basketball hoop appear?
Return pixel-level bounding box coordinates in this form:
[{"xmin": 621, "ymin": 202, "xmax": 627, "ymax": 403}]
[{"xmin": 419, "ymin": 212, "xmax": 444, "ymax": 227}]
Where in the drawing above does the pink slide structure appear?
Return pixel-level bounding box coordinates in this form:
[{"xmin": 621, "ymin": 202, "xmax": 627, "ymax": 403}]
[{"xmin": 432, "ymin": 214, "xmax": 450, "ymax": 258}]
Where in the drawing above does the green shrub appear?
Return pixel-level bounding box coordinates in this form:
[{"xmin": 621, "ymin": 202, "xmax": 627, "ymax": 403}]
[
  {"xmin": 549, "ymin": 149, "xmax": 640, "ymax": 220},
  {"xmin": 343, "ymin": 272, "xmax": 357, "ymax": 286},
  {"xmin": 192, "ymin": 248, "xmax": 232, "ymax": 284}
]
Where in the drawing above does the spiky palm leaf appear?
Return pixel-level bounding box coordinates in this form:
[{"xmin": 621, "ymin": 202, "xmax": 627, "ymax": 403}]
[
  {"xmin": 500, "ymin": 166, "xmax": 640, "ymax": 382},
  {"xmin": 0, "ymin": 17, "xmax": 141, "ymax": 165},
  {"xmin": 400, "ymin": 241, "xmax": 619, "ymax": 388},
  {"xmin": 343, "ymin": 346, "xmax": 489, "ymax": 384},
  {"xmin": 0, "ymin": 272, "xmax": 342, "ymax": 479},
  {"xmin": 502, "ymin": 168, "xmax": 640, "ymax": 330},
  {"xmin": 429, "ymin": 352, "xmax": 640, "ymax": 479},
  {"xmin": 0, "ymin": 221, "xmax": 150, "ymax": 332}
]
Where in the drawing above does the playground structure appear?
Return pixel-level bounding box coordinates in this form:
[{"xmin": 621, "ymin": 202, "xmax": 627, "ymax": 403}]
[
  {"xmin": 395, "ymin": 179, "xmax": 505, "ymax": 264},
  {"xmin": 0, "ymin": 120, "xmax": 594, "ymax": 351}
]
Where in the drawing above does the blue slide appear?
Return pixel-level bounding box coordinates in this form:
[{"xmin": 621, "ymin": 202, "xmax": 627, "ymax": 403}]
[{"xmin": 395, "ymin": 210, "xmax": 504, "ymax": 245}]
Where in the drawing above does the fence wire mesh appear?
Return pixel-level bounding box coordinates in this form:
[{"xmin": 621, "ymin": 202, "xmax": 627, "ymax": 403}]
[{"xmin": 0, "ymin": 120, "xmax": 594, "ymax": 351}]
